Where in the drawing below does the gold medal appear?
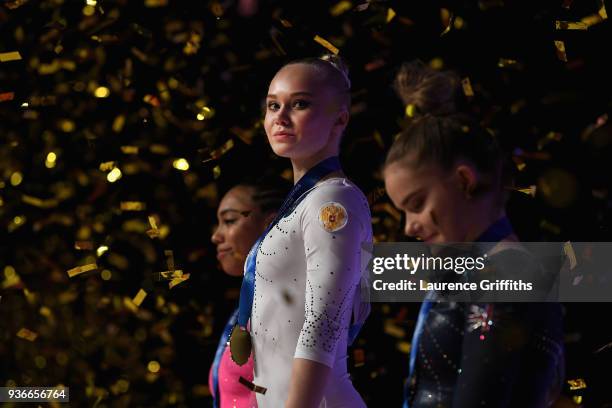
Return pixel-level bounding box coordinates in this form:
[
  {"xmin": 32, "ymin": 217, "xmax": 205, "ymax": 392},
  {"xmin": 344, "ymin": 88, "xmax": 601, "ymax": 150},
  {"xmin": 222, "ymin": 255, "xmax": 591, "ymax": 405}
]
[{"xmin": 229, "ymin": 325, "xmax": 252, "ymax": 366}]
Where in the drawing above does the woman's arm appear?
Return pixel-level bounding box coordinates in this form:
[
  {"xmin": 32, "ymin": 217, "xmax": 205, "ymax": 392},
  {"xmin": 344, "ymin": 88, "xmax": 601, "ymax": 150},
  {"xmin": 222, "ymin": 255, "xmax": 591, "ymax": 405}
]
[{"xmin": 285, "ymin": 358, "xmax": 331, "ymax": 408}]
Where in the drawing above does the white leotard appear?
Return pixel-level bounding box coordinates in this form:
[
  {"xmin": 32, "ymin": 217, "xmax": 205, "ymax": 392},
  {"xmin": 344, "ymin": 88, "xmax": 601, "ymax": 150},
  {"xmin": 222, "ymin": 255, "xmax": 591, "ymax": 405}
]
[{"xmin": 249, "ymin": 178, "xmax": 372, "ymax": 407}]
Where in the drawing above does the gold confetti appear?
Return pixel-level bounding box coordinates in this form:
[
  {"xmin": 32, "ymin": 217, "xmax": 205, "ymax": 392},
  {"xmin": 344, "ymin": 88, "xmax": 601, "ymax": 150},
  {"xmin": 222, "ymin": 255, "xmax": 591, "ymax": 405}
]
[
  {"xmin": 384, "ymin": 320, "xmax": 406, "ymax": 338},
  {"xmin": 581, "ymin": 14, "xmax": 604, "ymax": 28},
  {"xmin": 599, "ymin": 1, "xmax": 608, "ymax": 19},
  {"xmin": 107, "ymin": 167, "xmax": 122, "ymax": 183},
  {"xmin": 0, "ymin": 51, "xmax": 22, "ymax": 62},
  {"xmin": 16, "ymin": 328, "xmax": 38, "ymax": 341},
  {"xmin": 99, "ymin": 161, "xmax": 116, "ymax": 171},
  {"xmin": 440, "ymin": 8, "xmax": 453, "ymax": 36},
  {"xmin": 313, "ymin": 35, "xmax": 339, "ymax": 55},
  {"xmin": 202, "ymin": 139, "xmax": 235, "ymax": 163},
  {"xmin": 145, "ymin": 0, "xmax": 168, "ymax": 7},
  {"xmin": 213, "ymin": 165, "xmax": 221, "ymax": 179},
  {"xmin": 555, "ymin": 20, "xmax": 588, "ymax": 30},
  {"xmin": 397, "ymin": 341, "xmax": 411, "ymax": 354},
  {"xmin": 405, "ymin": 104, "xmax": 417, "ymax": 117},
  {"xmin": 172, "ymin": 158, "xmax": 190, "ymax": 171},
  {"xmin": 387, "ymin": 8, "xmax": 396, "ymax": 23},
  {"xmin": 517, "ymin": 185, "xmax": 536, "ymax": 197},
  {"xmin": 143, "ymin": 94, "xmax": 160, "ymax": 107},
  {"xmin": 132, "ymin": 289, "xmax": 147, "ymax": 306},
  {"xmin": 169, "ymin": 273, "xmax": 190, "ymax": 289},
  {"xmin": 150, "ymin": 144, "xmax": 170, "ymax": 154},
  {"xmin": 211, "ymin": 2, "xmax": 223, "ymax": 17},
  {"xmin": 5, "ymin": 0, "xmax": 29, "ymax": 9},
  {"xmin": 58, "ymin": 119, "xmax": 76, "ymax": 132},
  {"xmin": 120, "ymin": 201, "xmax": 146, "ymax": 211},
  {"xmin": 461, "ymin": 77, "xmax": 474, "ymax": 97},
  {"xmin": 147, "ymin": 215, "xmax": 160, "ymax": 238},
  {"xmin": 112, "ymin": 114, "xmax": 126, "ymax": 132},
  {"xmin": 567, "ymin": 378, "xmax": 587, "ymax": 391},
  {"xmin": 156, "ymin": 270, "xmax": 183, "ymax": 281},
  {"xmin": 279, "ymin": 19, "xmax": 293, "ymax": 28},
  {"xmin": 563, "ymin": 242, "xmax": 577, "ymax": 270},
  {"xmin": 0, "ymin": 92, "xmax": 15, "ymax": 102},
  {"xmin": 498, "ymin": 58, "xmax": 518, "ymax": 68},
  {"xmin": 330, "ymin": 1, "xmax": 352, "ymax": 17},
  {"xmin": 121, "ymin": 146, "xmax": 139, "ymax": 154},
  {"xmin": 21, "ymin": 194, "xmax": 59, "ymax": 208},
  {"xmin": 74, "ymin": 241, "xmax": 94, "ymax": 250},
  {"xmin": 67, "ymin": 263, "xmax": 98, "ymax": 278},
  {"xmin": 554, "ymin": 40, "xmax": 568, "ymax": 62}
]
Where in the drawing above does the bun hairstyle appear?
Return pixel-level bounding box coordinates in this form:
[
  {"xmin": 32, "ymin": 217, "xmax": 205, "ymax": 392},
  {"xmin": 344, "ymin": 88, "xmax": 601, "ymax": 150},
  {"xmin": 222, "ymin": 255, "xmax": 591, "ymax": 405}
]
[
  {"xmin": 386, "ymin": 61, "xmax": 511, "ymax": 204},
  {"xmin": 393, "ymin": 60, "xmax": 459, "ymax": 117},
  {"xmin": 284, "ymin": 54, "xmax": 351, "ymax": 108}
]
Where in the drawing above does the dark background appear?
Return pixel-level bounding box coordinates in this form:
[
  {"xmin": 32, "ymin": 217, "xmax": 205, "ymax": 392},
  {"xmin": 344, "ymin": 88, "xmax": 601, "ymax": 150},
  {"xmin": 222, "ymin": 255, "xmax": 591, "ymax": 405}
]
[{"xmin": 1, "ymin": 0, "xmax": 611, "ymax": 406}]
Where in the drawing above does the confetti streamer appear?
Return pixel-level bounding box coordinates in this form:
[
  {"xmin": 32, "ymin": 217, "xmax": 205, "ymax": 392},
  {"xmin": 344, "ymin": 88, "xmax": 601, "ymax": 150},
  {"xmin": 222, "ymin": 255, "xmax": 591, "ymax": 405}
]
[
  {"xmin": 0, "ymin": 92, "xmax": 15, "ymax": 102},
  {"xmin": 313, "ymin": 35, "xmax": 340, "ymax": 55},
  {"xmin": 202, "ymin": 139, "xmax": 235, "ymax": 163},
  {"xmin": 67, "ymin": 263, "xmax": 98, "ymax": 278},
  {"xmin": 516, "ymin": 185, "xmax": 536, "ymax": 197},
  {"xmin": 16, "ymin": 328, "xmax": 38, "ymax": 341},
  {"xmin": 147, "ymin": 215, "xmax": 160, "ymax": 238},
  {"xmin": 74, "ymin": 241, "xmax": 94, "ymax": 250},
  {"xmin": 567, "ymin": 378, "xmax": 587, "ymax": 390},
  {"xmin": 497, "ymin": 58, "xmax": 518, "ymax": 68},
  {"xmin": 169, "ymin": 273, "xmax": 190, "ymax": 289},
  {"xmin": 0, "ymin": 51, "xmax": 23, "ymax": 62},
  {"xmin": 121, "ymin": 146, "xmax": 139, "ymax": 154},
  {"xmin": 133, "ymin": 289, "xmax": 147, "ymax": 307},
  {"xmin": 563, "ymin": 241, "xmax": 577, "ymax": 270},
  {"xmin": 330, "ymin": 1, "xmax": 352, "ymax": 17},
  {"xmin": 440, "ymin": 8, "xmax": 454, "ymax": 36},
  {"xmin": 599, "ymin": 1, "xmax": 608, "ymax": 19},
  {"xmin": 554, "ymin": 40, "xmax": 568, "ymax": 62},
  {"xmin": 5, "ymin": 0, "xmax": 29, "ymax": 9},
  {"xmin": 120, "ymin": 201, "xmax": 146, "ymax": 211},
  {"xmin": 555, "ymin": 20, "xmax": 588, "ymax": 30},
  {"xmin": 461, "ymin": 77, "xmax": 474, "ymax": 97}
]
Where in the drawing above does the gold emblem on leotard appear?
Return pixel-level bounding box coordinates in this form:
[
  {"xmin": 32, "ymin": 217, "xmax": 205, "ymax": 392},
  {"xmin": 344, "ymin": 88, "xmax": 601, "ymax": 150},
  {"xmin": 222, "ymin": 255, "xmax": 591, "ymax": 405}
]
[{"xmin": 318, "ymin": 202, "xmax": 348, "ymax": 232}]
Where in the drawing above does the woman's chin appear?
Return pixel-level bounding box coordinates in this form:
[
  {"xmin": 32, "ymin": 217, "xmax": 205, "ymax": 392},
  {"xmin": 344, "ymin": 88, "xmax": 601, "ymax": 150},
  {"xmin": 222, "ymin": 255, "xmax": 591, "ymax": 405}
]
[{"xmin": 270, "ymin": 145, "xmax": 294, "ymax": 158}]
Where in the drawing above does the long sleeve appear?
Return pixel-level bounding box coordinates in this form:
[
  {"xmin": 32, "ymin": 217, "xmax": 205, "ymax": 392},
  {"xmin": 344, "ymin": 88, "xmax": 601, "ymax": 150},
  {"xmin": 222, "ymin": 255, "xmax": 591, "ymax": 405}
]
[{"xmin": 294, "ymin": 180, "xmax": 371, "ymax": 367}]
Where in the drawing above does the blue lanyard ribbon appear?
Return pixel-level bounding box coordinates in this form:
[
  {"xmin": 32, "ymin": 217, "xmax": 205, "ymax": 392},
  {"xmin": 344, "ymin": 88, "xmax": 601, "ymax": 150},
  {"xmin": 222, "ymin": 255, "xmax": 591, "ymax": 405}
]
[
  {"xmin": 236, "ymin": 156, "xmax": 342, "ymax": 329},
  {"xmin": 212, "ymin": 308, "xmax": 239, "ymax": 408},
  {"xmin": 403, "ymin": 217, "xmax": 513, "ymax": 408}
]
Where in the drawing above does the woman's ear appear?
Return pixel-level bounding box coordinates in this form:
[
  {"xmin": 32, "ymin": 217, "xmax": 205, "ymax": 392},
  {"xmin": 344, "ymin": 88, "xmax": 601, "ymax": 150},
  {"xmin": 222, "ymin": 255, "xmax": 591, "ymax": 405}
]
[
  {"xmin": 333, "ymin": 106, "xmax": 349, "ymax": 132},
  {"xmin": 455, "ymin": 163, "xmax": 478, "ymax": 198}
]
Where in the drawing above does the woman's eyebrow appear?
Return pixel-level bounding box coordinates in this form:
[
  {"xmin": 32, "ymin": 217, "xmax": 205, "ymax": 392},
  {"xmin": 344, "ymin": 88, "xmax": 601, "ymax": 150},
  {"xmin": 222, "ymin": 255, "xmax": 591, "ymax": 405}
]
[
  {"xmin": 266, "ymin": 91, "xmax": 314, "ymax": 98},
  {"xmin": 219, "ymin": 208, "xmax": 252, "ymax": 217}
]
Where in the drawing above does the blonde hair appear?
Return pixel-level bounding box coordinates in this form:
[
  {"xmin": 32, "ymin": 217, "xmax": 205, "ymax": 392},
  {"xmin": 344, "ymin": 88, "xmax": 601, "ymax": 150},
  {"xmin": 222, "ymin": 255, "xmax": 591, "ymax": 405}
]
[{"xmin": 283, "ymin": 54, "xmax": 351, "ymax": 109}]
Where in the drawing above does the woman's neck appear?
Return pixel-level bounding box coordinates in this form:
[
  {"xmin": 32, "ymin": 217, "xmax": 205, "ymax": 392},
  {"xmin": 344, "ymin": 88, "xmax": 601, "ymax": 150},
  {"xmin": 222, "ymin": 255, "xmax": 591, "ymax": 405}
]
[
  {"xmin": 291, "ymin": 151, "xmax": 338, "ymax": 184},
  {"xmin": 469, "ymin": 208, "xmax": 515, "ymax": 242}
]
